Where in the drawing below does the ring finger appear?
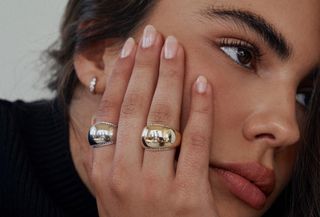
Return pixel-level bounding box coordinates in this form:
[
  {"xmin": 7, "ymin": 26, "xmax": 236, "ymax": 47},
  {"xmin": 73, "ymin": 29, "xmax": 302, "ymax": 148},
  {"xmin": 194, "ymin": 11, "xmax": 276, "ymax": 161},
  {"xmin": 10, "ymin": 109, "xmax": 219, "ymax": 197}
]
[{"xmin": 142, "ymin": 36, "xmax": 185, "ymax": 179}]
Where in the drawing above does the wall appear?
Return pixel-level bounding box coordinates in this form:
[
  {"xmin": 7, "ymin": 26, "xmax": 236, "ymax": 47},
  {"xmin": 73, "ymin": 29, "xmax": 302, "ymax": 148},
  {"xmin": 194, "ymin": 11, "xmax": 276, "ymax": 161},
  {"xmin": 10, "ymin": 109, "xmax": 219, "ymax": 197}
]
[{"xmin": 0, "ymin": 0, "xmax": 66, "ymax": 101}]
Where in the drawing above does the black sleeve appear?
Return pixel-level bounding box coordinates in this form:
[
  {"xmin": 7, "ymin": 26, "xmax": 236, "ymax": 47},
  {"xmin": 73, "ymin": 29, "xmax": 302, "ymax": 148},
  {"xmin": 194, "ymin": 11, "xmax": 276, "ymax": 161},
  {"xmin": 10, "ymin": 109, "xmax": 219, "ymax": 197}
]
[{"xmin": 0, "ymin": 100, "xmax": 64, "ymax": 217}]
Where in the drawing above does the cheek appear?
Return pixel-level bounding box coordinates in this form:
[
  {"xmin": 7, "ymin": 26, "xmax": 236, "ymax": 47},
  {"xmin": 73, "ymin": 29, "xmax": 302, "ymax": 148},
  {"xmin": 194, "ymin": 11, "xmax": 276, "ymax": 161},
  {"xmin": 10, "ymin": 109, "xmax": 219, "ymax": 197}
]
[
  {"xmin": 180, "ymin": 53, "xmax": 259, "ymax": 169},
  {"xmin": 274, "ymin": 146, "xmax": 297, "ymax": 186},
  {"xmin": 268, "ymin": 146, "xmax": 297, "ymax": 207},
  {"xmin": 180, "ymin": 43, "xmax": 253, "ymax": 132}
]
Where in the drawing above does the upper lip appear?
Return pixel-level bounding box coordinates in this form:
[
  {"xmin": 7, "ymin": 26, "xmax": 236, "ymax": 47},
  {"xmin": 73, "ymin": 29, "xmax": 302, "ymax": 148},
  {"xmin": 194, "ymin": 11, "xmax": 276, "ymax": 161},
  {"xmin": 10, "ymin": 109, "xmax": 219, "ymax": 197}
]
[{"xmin": 210, "ymin": 162, "xmax": 276, "ymax": 197}]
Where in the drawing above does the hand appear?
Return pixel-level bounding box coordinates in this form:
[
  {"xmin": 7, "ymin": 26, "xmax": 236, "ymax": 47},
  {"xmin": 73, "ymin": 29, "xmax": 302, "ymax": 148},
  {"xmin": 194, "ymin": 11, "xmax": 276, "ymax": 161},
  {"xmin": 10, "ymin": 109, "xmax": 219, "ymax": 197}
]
[{"xmin": 90, "ymin": 25, "xmax": 218, "ymax": 217}]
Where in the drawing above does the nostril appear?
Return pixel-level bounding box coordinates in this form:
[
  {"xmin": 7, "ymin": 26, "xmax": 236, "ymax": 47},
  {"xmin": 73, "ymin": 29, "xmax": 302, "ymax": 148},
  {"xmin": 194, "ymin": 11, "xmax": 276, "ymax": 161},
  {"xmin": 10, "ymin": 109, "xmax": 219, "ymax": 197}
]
[
  {"xmin": 255, "ymin": 134, "xmax": 276, "ymax": 140},
  {"xmin": 243, "ymin": 112, "xmax": 301, "ymax": 147}
]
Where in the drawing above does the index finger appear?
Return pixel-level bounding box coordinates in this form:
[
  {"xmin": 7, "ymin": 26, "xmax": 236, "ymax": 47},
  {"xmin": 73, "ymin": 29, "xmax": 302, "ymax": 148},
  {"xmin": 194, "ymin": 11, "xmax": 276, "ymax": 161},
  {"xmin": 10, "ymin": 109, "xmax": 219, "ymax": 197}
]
[
  {"xmin": 91, "ymin": 38, "xmax": 137, "ymax": 169},
  {"xmin": 95, "ymin": 38, "xmax": 137, "ymax": 124}
]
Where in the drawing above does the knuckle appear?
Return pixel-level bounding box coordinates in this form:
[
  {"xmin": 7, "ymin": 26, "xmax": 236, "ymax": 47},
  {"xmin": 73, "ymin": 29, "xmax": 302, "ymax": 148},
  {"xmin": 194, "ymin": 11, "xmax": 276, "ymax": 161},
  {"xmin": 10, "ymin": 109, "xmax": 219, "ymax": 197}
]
[
  {"xmin": 149, "ymin": 103, "xmax": 173, "ymax": 123},
  {"xmin": 161, "ymin": 65, "xmax": 181, "ymax": 78},
  {"xmin": 96, "ymin": 98, "xmax": 118, "ymax": 119},
  {"xmin": 120, "ymin": 93, "xmax": 142, "ymax": 116},
  {"xmin": 100, "ymin": 97, "xmax": 115, "ymax": 110},
  {"xmin": 142, "ymin": 182, "xmax": 159, "ymax": 201},
  {"xmin": 111, "ymin": 63, "xmax": 128, "ymax": 77},
  {"xmin": 134, "ymin": 56, "xmax": 155, "ymax": 71},
  {"xmin": 192, "ymin": 104, "xmax": 211, "ymax": 115},
  {"xmin": 108, "ymin": 166, "xmax": 130, "ymax": 196},
  {"xmin": 90, "ymin": 165, "xmax": 108, "ymax": 191},
  {"xmin": 141, "ymin": 173, "xmax": 166, "ymax": 202},
  {"xmin": 179, "ymin": 133, "xmax": 210, "ymax": 167},
  {"xmin": 188, "ymin": 133, "xmax": 209, "ymax": 149},
  {"xmin": 143, "ymin": 172, "xmax": 161, "ymax": 190},
  {"xmin": 175, "ymin": 187, "xmax": 199, "ymax": 213},
  {"xmin": 174, "ymin": 179, "xmax": 188, "ymax": 193}
]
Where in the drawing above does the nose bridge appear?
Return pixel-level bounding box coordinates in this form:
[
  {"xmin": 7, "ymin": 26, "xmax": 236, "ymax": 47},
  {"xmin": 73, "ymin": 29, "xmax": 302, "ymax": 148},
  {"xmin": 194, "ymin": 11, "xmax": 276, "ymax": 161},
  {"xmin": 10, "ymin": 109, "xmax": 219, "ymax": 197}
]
[{"xmin": 243, "ymin": 86, "xmax": 301, "ymax": 148}]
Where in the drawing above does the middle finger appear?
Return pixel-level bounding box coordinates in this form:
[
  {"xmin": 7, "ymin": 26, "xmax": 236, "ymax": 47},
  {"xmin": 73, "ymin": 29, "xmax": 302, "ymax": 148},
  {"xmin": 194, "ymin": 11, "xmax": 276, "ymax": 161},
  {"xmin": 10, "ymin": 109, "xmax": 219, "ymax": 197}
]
[{"xmin": 114, "ymin": 25, "xmax": 164, "ymax": 169}]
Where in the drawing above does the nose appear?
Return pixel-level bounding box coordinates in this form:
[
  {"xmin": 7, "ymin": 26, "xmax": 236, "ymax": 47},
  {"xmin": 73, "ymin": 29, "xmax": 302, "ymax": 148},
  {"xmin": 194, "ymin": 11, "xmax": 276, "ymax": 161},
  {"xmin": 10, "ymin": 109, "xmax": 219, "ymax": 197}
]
[{"xmin": 242, "ymin": 109, "xmax": 301, "ymax": 148}]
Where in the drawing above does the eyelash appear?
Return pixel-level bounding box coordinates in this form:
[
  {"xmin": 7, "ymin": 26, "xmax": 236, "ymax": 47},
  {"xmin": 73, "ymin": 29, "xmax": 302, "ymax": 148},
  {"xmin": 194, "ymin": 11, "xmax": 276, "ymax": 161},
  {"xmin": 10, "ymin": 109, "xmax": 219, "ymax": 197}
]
[{"xmin": 218, "ymin": 38, "xmax": 263, "ymax": 71}]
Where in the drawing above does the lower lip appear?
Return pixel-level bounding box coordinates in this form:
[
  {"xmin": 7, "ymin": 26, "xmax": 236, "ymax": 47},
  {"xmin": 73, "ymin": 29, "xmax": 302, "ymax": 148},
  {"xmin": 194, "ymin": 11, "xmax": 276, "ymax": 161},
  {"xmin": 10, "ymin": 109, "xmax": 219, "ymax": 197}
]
[{"xmin": 212, "ymin": 168, "xmax": 267, "ymax": 210}]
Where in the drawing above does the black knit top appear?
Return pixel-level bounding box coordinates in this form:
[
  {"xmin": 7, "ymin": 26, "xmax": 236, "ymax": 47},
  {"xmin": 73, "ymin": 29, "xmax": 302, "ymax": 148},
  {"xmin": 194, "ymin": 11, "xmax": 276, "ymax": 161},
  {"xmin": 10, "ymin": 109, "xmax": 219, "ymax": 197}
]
[{"xmin": 0, "ymin": 99, "xmax": 99, "ymax": 217}]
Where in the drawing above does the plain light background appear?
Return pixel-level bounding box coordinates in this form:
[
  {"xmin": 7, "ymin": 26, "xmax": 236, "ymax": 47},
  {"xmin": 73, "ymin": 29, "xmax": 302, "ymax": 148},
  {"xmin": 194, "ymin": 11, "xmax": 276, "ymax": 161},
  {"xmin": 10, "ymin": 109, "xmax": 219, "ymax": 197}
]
[{"xmin": 0, "ymin": 1, "xmax": 67, "ymax": 101}]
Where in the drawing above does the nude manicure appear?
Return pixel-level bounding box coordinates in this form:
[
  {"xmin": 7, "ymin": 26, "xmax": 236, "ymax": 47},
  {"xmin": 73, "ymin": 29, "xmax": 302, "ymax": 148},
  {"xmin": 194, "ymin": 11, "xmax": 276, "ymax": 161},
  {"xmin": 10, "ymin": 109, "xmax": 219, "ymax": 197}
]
[
  {"xmin": 142, "ymin": 25, "xmax": 157, "ymax": 48},
  {"xmin": 120, "ymin": 37, "xmax": 135, "ymax": 58},
  {"xmin": 196, "ymin": 76, "xmax": 208, "ymax": 93},
  {"xmin": 164, "ymin": 36, "xmax": 178, "ymax": 59}
]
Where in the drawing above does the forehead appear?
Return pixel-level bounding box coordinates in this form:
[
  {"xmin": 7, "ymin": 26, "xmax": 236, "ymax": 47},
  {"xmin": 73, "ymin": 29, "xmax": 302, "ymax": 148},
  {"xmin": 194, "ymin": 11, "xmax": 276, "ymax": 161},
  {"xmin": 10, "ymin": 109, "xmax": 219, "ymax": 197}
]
[{"xmin": 149, "ymin": 0, "xmax": 320, "ymax": 64}]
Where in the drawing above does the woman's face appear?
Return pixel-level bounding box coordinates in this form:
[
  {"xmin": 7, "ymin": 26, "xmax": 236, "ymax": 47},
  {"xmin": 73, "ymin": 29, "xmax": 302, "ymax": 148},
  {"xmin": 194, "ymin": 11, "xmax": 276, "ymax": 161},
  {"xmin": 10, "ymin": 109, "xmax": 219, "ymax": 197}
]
[{"xmin": 130, "ymin": 0, "xmax": 320, "ymax": 216}]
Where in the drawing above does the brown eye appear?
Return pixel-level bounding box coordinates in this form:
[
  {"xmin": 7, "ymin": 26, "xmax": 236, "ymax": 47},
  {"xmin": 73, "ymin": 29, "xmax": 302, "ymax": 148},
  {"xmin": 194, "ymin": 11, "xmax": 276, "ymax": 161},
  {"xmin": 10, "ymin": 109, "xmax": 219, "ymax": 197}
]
[
  {"xmin": 220, "ymin": 46, "xmax": 255, "ymax": 69},
  {"xmin": 237, "ymin": 48, "xmax": 253, "ymax": 66}
]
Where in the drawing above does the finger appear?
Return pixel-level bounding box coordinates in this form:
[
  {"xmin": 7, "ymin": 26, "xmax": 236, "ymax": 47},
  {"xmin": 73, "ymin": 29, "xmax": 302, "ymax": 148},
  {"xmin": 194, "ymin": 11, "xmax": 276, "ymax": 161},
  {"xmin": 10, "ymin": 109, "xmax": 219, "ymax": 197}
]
[
  {"xmin": 92, "ymin": 38, "xmax": 137, "ymax": 169},
  {"xmin": 143, "ymin": 36, "xmax": 185, "ymax": 179},
  {"xmin": 176, "ymin": 76, "xmax": 213, "ymax": 185},
  {"xmin": 114, "ymin": 25, "xmax": 164, "ymax": 169}
]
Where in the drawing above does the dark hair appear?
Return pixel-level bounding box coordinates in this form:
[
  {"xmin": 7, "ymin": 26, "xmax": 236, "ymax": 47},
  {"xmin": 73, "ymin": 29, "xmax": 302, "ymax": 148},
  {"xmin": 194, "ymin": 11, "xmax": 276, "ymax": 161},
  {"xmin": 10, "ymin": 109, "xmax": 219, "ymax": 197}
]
[
  {"xmin": 263, "ymin": 74, "xmax": 320, "ymax": 217},
  {"xmin": 46, "ymin": 1, "xmax": 320, "ymax": 216},
  {"xmin": 47, "ymin": 0, "xmax": 157, "ymax": 107},
  {"xmin": 289, "ymin": 74, "xmax": 320, "ymax": 217}
]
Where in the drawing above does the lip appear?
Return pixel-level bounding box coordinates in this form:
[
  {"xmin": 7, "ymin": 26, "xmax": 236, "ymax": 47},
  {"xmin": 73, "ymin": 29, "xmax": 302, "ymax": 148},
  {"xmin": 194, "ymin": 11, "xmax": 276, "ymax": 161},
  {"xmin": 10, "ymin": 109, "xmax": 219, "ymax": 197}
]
[{"xmin": 210, "ymin": 162, "xmax": 275, "ymax": 210}]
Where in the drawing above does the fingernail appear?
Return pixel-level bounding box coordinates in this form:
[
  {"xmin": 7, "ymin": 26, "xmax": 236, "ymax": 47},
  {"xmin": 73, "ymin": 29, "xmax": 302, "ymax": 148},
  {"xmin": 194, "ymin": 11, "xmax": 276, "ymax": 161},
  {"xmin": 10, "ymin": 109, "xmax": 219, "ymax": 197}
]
[
  {"xmin": 120, "ymin": 37, "xmax": 135, "ymax": 58},
  {"xmin": 164, "ymin": 36, "xmax": 178, "ymax": 59},
  {"xmin": 142, "ymin": 25, "xmax": 157, "ymax": 48},
  {"xmin": 196, "ymin": 76, "xmax": 208, "ymax": 94}
]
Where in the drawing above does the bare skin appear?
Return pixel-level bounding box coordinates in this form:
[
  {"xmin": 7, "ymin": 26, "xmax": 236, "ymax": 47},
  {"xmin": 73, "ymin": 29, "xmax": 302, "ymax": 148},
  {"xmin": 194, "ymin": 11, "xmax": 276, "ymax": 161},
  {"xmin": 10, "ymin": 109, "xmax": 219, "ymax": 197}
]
[{"xmin": 68, "ymin": 0, "xmax": 320, "ymax": 216}]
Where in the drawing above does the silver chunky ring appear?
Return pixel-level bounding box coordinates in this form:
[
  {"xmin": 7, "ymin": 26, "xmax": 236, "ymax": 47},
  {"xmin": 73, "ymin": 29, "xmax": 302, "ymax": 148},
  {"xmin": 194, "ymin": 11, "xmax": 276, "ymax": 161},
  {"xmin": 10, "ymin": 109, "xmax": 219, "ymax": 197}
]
[{"xmin": 88, "ymin": 122, "xmax": 118, "ymax": 148}]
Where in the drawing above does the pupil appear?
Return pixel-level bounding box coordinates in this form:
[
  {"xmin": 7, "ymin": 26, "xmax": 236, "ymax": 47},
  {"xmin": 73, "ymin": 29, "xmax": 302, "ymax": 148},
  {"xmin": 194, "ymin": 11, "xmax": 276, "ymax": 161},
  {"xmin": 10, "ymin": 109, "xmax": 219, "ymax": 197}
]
[
  {"xmin": 305, "ymin": 94, "xmax": 311, "ymax": 106},
  {"xmin": 237, "ymin": 48, "xmax": 252, "ymax": 65}
]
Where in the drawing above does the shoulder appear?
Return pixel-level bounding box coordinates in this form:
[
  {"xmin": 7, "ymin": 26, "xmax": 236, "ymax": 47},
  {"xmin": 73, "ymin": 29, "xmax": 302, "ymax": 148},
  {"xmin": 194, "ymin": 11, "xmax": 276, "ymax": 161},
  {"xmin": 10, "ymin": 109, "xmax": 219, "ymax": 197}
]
[
  {"xmin": 0, "ymin": 98, "xmax": 68, "ymax": 165},
  {"xmin": 0, "ymin": 98, "xmax": 64, "ymax": 167},
  {"xmin": 0, "ymin": 98, "xmax": 54, "ymax": 156},
  {"xmin": 0, "ymin": 99, "xmax": 18, "ymax": 144},
  {"xmin": 0, "ymin": 100, "xmax": 17, "ymax": 152},
  {"xmin": 0, "ymin": 98, "xmax": 64, "ymax": 147},
  {"xmin": 0, "ymin": 98, "xmax": 60, "ymax": 123},
  {"xmin": 0, "ymin": 98, "xmax": 66, "ymax": 216},
  {"xmin": 0, "ymin": 98, "xmax": 52, "ymax": 116},
  {"xmin": 0, "ymin": 99, "xmax": 53, "ymax": 134},
  {"xmin": 0, "ymin": 99, "xmax": 13, "ymax": 108},
  {"xmin": 0, "ymin": 99, "xmax": 15, "ymax": 120}
]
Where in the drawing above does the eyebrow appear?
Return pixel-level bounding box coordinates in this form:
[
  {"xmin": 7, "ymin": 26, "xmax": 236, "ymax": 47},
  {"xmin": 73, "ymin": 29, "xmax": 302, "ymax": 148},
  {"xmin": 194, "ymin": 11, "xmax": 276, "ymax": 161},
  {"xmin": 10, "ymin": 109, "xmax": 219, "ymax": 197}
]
[{"xmin": 199, "ymin": 7, "xmax": 292, "ymax": 60}]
